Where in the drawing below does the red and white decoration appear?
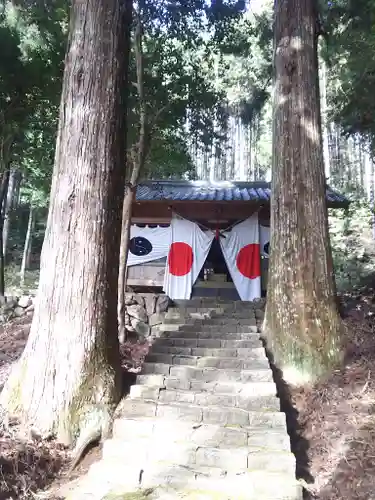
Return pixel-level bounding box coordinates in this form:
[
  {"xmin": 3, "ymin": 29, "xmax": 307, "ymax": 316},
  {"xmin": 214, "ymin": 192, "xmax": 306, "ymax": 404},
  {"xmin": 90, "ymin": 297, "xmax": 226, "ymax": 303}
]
[
  {"xmin": 127, "ymin": 224, "xmax": 171, "ymax": 266},
  {"xmin": 220, "ymin": 214, "xmax": 261, "ymax": 301},
  {"xmin": 163, "ymin": 214, "xmax": 214, "ymax": 300}
]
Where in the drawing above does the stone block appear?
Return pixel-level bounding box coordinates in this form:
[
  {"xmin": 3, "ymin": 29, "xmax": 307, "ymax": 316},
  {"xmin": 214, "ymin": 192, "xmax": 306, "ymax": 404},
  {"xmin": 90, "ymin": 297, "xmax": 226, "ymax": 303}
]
[
  {"xmin": 127, "ymin": 304, "xmax": 147, "ymax": 322},
  {"xmin": 247, "ymin": 430, "xmax": 291, "ymax": 452},
  {"xmin": 130, "ymin": 317, "xmax": 150, "ymax": 337},
  {"xmin": 144, "ymin": 293, "xmax": 157, "ymax": 315},
  {"xmin": 149, "ymin": 443, "xmax": 197, "ymax": 465},
  {"xmin": 149, "ymin": 312, "xmax": 164, "ymax": 327},
  {"xmin": 164, "ymin": 377, "xmax": 191, "ymax": 391},
  {"xmin": 236, "ymin": 347, "xmax": 267, "ymax": 359},
  {"xmin": 236, "ymin": 394, "xmax": 280, "ymax": 412},
  {"xmin": 202, "ymin": 368, "xmax": 242, "ymax": 383},
  {"xmin": 194, "ymin": 392, "xmax": 236, "ymax": 408},
  {"xmin": 146, "ymin": 353, "xmax": 174, "ymax": 365},
  {"xmin": 191, "ymin": 425, "xmax": 248, "ymax": 448},
  {"xmin": 136, "ymin": 374, "xmax": 165, "ymax": 387},
  {"xmin": 169, "ymin": 365, "xmax": 202, "ymax": 379},
  {"xmin": 172, "ymin": 355, "xmax": 198, "ymax": 366},
  {"xmin": 202, "ymin": 406, "xmax": 249, "ymax": 426},
  {"xmin": 247, "ymin": 411, "xmax": 286, "ymax": 429},
  {"xmin": 112, "ymin": 418, "xmax": 155, "ymax": 439},
  {"xmin": 247, "ymin": 451, "xmax": 295, "ymax": 474},
  {"xmin": 130, "ymin": 385, "xmax": 160, "ymax": 400},
  {"xmin": 120, "ymin": 399, "xmax": 157, "ymax": 418},
  {"xmin": 197, "ymin": 357, "xmax": 243, "ymax": 370},
  {"xmin": 156, "ymin": 294, "xmax": 169, "ymax": 313},
  {"xmin": 156, "ymin": 403, "xmax": 203, "ymax": 423},
  {"xmin": 18, "ymin": 295, "xmax": 32, "ymax": 308},
  {"xmin": 240, "ymin": 369, "xmax": 273, "ymax": 383},
  {"xmin": 195, "ymin": 446, "xmax": 248, "ymax": 469},
  {"xmin": 141, "ymin": 362, "xmax": 171, "ymax": 376}
]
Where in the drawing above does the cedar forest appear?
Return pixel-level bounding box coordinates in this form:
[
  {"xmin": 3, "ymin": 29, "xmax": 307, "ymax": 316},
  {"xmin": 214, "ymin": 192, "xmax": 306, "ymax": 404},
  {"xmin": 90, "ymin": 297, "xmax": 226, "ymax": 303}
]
[{"xmin": 0, "ymin": 0, "xmax": 375, "ymax": 499}]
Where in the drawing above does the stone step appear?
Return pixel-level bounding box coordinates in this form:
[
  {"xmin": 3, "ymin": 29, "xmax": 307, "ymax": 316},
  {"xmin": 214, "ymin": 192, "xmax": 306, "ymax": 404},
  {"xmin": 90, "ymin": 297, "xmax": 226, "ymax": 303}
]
[
  {"xmin": 102, "ymin": 438, "xmax": 295, "ymax": 474},
  {"xmin": 164, "ymin": 315, "xmax": 257, "ymax": 324},
  {"xmin": 130, "ymin": 385, "xmax": 280, "ymax": 411},
  {"xmin": 160, "ymin": 330, "xmax": 261, "ymax": 340},
  {"xmin": 141, "ymin": 363, "xmax": 273, "ymax": 383},
  {"xmin": 136, "ymin": 374, "xmax": 276, "ymax": 396},
  {"xmin": 145, "ymin": 353, "xmax": 269, "ymax": 370},
  {"xmin": 177, "ymin": 324, "xmax": 258, "ymax": 333},
  {"xmin": 163, "ymin": 319, "xmax": 258, "ymax": 327},
  {"xmin": 86, "ymin": 461, "xmax": 301, "ymax": 499},
  {"xmin": 150, "ymin": 345, "xmax": 266, "ymax": 359},
  {"xmin": 112, "ymin": 418, "xmax": 290, "ymax": 451},
  {"xmin": 155, "ymin": 337, "xmax": 263, "ymax": 349},
  {"xmin": 120, "ymin": 398, "xmax": 286, "ymax": 428}
]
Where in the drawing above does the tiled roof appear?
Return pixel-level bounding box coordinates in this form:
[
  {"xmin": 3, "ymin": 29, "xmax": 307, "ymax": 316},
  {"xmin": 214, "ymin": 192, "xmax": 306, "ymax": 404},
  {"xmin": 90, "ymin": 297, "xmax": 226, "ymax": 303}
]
[{"xmin": 135, "ymin": 180, "xmax": 349, "ymax": 207}]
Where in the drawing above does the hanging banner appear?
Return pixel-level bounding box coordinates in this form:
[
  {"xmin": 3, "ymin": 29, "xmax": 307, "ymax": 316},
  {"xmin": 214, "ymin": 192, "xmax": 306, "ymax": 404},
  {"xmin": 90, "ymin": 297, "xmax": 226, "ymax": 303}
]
[
  {"xmin": 163, "ymin": 214, "xmax": 214, "ymax": 300},
  {"xmin": 220, "ymin": 214, "xmax": 261, "ymax": 301},
  {"xmin": 259, "ymin": 224, "xmax": 270, "ymax": 257},
  {"xmin": 127, "ymin": 225, "xmax": 171, "ymax": 266}
]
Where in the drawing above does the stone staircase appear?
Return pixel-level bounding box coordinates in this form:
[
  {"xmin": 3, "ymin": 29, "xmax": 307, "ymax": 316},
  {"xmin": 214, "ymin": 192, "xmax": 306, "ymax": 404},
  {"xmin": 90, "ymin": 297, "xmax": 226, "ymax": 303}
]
[{"xmin": 67, "ymin": 299, "xmax": 302, "ymax": 500}]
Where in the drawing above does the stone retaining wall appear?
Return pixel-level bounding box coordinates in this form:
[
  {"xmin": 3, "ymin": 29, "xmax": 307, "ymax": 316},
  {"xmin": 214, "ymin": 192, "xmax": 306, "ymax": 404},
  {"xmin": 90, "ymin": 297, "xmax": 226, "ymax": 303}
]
[
  {"xmin": 0, "ymin": 295, "xmax": 35, "ymax": 322},
  {"xmin": 124, "ymin": 292, "xmax": 170, "ymax": 339}
]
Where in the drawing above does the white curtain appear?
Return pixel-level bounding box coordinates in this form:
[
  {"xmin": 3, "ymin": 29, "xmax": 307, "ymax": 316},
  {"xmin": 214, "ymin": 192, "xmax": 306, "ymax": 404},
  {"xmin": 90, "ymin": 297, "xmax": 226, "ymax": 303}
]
[
  {"xmin": 127, "ymin": 225, "xmax": 171, "ymax": 266},
  {"xmin": 220, "ymin": 214, "xmax": 261, "ymax": 301},
  {"xmin": 163, "ymin": 214, "xmax": 214, "ymax": 300}
]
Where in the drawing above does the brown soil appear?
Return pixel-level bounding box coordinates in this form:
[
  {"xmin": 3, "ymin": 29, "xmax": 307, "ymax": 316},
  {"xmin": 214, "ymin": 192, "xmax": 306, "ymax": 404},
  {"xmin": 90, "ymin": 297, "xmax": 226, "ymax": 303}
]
[
  {"xmin": 1, "ymin": 293, "xmax": 375, "ymax": 499},
  {"xmin": 0, "ymin": 317, "xmax": 151, "ymax": 500},
  {"xmin": 289, "ymin": 286, "xmax": 375, "ymax": 500}
]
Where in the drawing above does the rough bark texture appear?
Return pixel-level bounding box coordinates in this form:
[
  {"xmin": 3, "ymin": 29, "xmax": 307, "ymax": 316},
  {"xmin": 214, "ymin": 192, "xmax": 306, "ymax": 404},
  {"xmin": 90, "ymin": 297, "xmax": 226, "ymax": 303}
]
[
  {"xmin": 20, "ymin": 205, "xmax": 33, "ymax": 288},
  {"xmin": 263, "ymin": 0, "xmax": 344, "ymax": 383},
  {"xmin": 0, "ymin": 169, "xmax": 10, "ymax": 296},
  {"xmin": 3, "ymin": 168, "xmax": 16, "ymax": 259},
  {"xmin": 117, "ymin": 10, "xmax": 146, "ymax": 343},
  {"xmin": 0, "ymin": 0, "xmax": 132, "ymax": 441},
  {"xmin": 118, "ymin": 185, "xmax": 135, "ymax": 343}
]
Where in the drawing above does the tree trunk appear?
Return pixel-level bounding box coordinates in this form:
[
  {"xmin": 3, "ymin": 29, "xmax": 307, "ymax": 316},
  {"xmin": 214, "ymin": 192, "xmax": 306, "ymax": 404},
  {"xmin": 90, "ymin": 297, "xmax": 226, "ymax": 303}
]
[
  {"xmin": 263, "ymin": 0, "xmax": 343, "ymax": 383},
  {"xmin": 20, "ymin": 205, "xmax": 34, "ymax": 288},
  {"xmin": 0, "ymin": 0, "xmax": 132, "ymax": 441},
  {"xmin": 0, "ymin": 169, "xmax": 10, "ymax": 297},
  {"xmin": 117, "ymin": 185, "xmax": 135, "ymax": 343},
  {"xmin": 25, "ymin": 209, "xmax": 35, "ymax": 270},
  {"xmin": 3, "ymin": 168, "xmax": 17, "ymax": 259}
]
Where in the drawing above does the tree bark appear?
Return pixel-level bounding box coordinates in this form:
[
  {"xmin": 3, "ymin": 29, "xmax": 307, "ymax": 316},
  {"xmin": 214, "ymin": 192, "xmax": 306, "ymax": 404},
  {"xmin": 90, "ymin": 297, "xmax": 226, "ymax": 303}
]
[
  {"xmin": 3, "ymin": 168, "xmax": 17, "ymax": 260},
  {"xmin": 0, "ymin": 169, "xmax": 10, "ymax": 297},
  {"xmin": 20, "ymin": 205, "xmax": 34, "ymax": 288},
  {"xmin": 118, "ymin": 184, "xmax": 135, "ymax": 343},
  {"xmin": 263, "ymin": 0, "xmax": 344, "ymax": 383},
  {"xmin": 0, "ymin": 0, "xmax": 132, "ymax": 441}
]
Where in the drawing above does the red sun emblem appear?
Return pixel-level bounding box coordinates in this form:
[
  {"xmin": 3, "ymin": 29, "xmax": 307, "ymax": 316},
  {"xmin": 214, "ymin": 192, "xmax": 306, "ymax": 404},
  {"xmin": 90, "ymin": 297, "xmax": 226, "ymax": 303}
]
[
  {"xmin": 236, "ymin": 243, "xmax": 261, "ymax": 279},
  {"xmin": 168, "ymin": 242, "xmax": 194, "ymax": 276}
]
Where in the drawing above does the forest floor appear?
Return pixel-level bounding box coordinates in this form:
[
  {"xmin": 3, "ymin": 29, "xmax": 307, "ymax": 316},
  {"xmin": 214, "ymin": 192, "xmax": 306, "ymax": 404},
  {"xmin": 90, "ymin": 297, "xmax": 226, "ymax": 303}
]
[{"xmin": 0, "ymin": 288, "xmax": 375, "ymax": 499}]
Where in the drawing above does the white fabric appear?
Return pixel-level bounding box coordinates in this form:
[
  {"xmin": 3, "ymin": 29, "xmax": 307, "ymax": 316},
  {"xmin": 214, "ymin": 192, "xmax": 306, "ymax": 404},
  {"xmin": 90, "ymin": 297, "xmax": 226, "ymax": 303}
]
[
  {"xmin": 127, "ymin": 224, "xmax": 171, "ymax": 266},
  {"xmin": 220, "ymin": 214, "xmax": 261, "ymax": 301},
  {"xmin": 259, "ymin": 224, "xmax": 270, "ymax": 257},
  {"xmin": 163, "ymin": 214, "xmax": 214, "ymax": 300}
]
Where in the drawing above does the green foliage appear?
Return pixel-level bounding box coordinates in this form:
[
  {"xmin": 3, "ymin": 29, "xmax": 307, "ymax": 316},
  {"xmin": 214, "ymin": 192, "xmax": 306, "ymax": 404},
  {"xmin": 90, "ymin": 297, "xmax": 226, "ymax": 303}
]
[
  {"xmin": 329, "ymin": 202, "xmax": 375, "ymax": 290},
  {"xmin": 323, "ymin": 0, "xmax": 375, "ymax": 152}
]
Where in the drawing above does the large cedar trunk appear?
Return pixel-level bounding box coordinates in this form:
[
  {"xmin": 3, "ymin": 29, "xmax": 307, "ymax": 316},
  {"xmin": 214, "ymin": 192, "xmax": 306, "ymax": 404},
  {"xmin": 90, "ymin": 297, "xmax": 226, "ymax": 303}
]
[
  {"xmin": 0, "ymin": 0, "xmax": 132, "ymax": 440},
  {"xmin": 263, "ymin": 0, "xmax": 343, "ymax": 382}
]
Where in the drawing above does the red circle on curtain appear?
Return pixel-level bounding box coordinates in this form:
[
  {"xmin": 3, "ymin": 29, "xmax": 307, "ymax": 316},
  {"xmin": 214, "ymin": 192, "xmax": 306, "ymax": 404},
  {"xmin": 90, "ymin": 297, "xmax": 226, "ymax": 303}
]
[
  {"xmin": 168, "ymin": 242, "xmax": 193, "ymax": 276},
  {"xmin": 236, "ymin": 244, "xmax": 261, "ymax": 279}
]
